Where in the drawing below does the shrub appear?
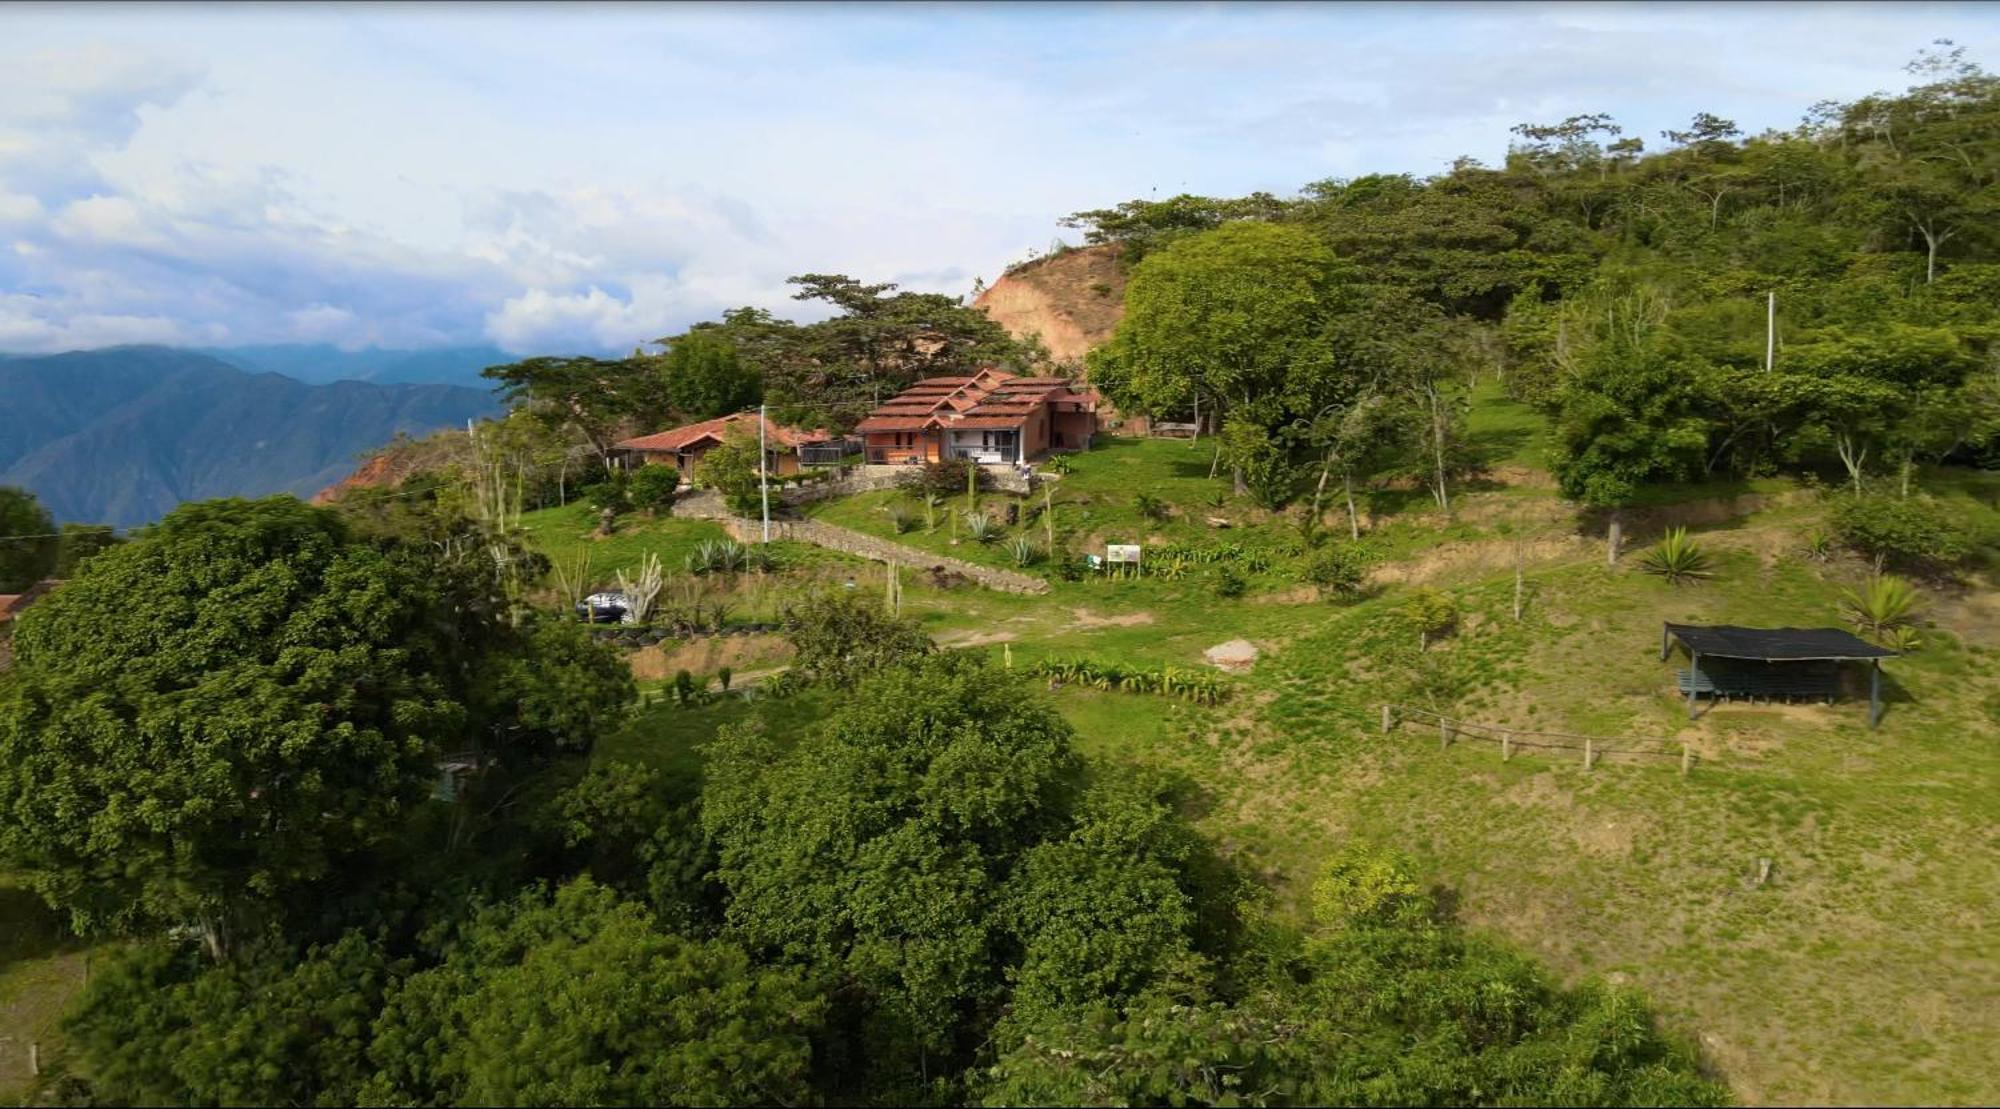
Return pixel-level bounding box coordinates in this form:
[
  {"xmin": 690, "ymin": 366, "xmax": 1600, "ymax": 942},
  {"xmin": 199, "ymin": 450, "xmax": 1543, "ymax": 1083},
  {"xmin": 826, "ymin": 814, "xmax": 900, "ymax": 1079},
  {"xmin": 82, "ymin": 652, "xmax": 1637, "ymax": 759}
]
[
  {"xmin": 1312, "ymin": 844, "xmax": 1426, "ymax": 927},
  {"xmin": 1830, "ymin": 494, "xmax": 1972, "ymax": 571},
  {"xmin": 1402, "ymin": 587, "xmax": 1456, "ymax": 649},
  {"xmin": 1638, "ymin": 527, "xmax": 1712, "ymax": 584},
  {"xmin": 1029, "ymin": 657, "xmax": 1227, "ymax": 705},
  {"xmin": 1133, "ymin": 493, "xmax": 1169, "ymax": 522},
  {"xmin": 885, "ymin": 504, "xmax": 916, "ymax": 534},
  {"xmin": 627, "ymin": 465, "xmax": 681, "ymax": 513},
  {"xmin": 898, "ymin": 458, "xmax": 979, "ymax": 500},
  {"xmin": 717, "ymin": 666, "xmax": 733, "ymax": 692},
  {"xmin": 1840, "ymin": 574, "xmax": 1924, "ymax": 646},
  {"xmin": 1212, "ymin": 566, "xmax": 1246, "ymax": 599},
  {"xmin": 1301, "ymin": 543, "xmax": 1369, "ymax": 600},
  {"xmin": 582, "ymin": 475, "xmax": 630, "ymax": 513},
  {"xmin": 672, "ymin": 669, "xmax": 698, "ymax": 706}
]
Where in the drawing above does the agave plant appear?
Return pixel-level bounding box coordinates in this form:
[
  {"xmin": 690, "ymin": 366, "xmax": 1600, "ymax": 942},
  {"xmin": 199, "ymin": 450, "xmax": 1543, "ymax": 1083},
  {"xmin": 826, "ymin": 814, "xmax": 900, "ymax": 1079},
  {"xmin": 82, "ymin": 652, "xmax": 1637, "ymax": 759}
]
[
  {"xmin": 1840, "ymin": 574, "xmax": 1923, "ymax": 646},
  {"xmin": 1639, "ymin": 527, "xmax": 1712, "ymax": 584},
  {"xmin": 685, "ymin": 540, "xmax": 719, "ymax": 575},
  {"xmin": 964, "ymin": 512, "xmax": 1001, "ymax": 543},
  {"xmin": 1008, "ymin": 535, "xmax": 1042, "ymax": 566},
  {"xmin": 886, "ymin": 504, "xmax": 916, "ymax": 534}
]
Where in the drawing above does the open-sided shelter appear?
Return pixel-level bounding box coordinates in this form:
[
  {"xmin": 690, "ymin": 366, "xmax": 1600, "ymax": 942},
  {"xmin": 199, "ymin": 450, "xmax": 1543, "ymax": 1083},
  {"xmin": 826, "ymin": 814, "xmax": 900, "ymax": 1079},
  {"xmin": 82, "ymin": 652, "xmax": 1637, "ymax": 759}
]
[{"xmin": 1661, "ymin": 623, "xmax": 1899, "ymax": 727}]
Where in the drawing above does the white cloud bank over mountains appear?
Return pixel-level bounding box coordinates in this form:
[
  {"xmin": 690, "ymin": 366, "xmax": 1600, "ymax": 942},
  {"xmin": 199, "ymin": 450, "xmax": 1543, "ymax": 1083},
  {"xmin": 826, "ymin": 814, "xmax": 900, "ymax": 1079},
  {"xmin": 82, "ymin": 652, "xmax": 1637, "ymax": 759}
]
[{"xmin": 2, "ymin": 3, "xmax": 1996, "ymax": 356}]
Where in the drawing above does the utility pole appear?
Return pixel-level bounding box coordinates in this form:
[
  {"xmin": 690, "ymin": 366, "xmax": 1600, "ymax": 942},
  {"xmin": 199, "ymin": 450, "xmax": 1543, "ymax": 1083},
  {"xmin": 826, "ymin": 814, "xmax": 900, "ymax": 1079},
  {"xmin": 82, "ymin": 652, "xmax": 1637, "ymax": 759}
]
[
  {"xmin": 1765, "ymin": 291, "xmax": 1775, "ymax": 371},
  {"xmin": 758, "ymin": 403, "xmax": 771, "ymax": 544}
]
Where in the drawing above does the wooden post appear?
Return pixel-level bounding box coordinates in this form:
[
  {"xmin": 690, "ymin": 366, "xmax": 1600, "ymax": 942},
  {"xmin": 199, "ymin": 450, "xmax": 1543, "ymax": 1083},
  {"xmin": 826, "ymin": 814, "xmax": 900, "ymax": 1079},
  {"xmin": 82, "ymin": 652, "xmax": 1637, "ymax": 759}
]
[
  {"xmin": 1660, "ymin": 623, "xmax": 1671, "ymax": 661},
  {"xmin": 1513, "ymin": 542, "xmax": 1524, "ymax": 622},
  {"xmin": 1584, "ymin": 737, "xmax": 1594, "ymax": 770},
  {"xmin": 1381, "ymin": 704, "xmax": 1393, "ymax": 734},
  {"xmin": 1501, "ymin": 731, "xmax": 1512, "ymax": 762},
  {"xmin": 1439, "ymin": 718, "xmax": 1450, "ymax": 750},
  {"xmin": 1687, "ymin": 650, "xmax": 1701, "ymax": 719},
  {"xmin": 1869, "ymin": 659, "xmax": 1882, "ymax": 729},
  {"xmin": 1681, "ymin": 742, "xmax": 1692, "ymax": 777},
  {"xmin": 29, "ymin": 1041, "xmax": 38, "ymax": 1077}
]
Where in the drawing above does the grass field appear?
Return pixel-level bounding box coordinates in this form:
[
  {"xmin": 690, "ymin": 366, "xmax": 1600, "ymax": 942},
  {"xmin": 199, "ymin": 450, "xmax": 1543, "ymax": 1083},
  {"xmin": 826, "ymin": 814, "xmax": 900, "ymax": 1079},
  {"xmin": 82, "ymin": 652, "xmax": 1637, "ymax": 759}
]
[
  {"xmin": 578, "ymin": 406, "xmax": 2000, "ymax": 1107},
  {"xmin": 0, "ymin": 876, "xmax": 95, "ymax": 1103}
]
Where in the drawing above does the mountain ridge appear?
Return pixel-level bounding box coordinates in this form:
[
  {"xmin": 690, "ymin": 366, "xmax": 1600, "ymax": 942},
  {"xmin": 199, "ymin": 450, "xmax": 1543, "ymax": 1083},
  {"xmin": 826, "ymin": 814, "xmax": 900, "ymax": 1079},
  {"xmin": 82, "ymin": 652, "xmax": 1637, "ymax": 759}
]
[{"xmin": 0, "ymin": 346, "xmax": 500, "ymax": 527}]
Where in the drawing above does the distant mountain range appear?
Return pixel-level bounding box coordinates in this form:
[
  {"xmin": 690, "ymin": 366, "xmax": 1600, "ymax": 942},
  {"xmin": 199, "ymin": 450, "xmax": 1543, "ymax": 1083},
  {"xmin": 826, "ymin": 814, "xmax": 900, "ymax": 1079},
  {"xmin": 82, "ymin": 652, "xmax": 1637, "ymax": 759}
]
[
  {"xmin": 201, "ymin": 343, "xmax": 515, "ymax": 388},
  {"xmin": 0, "ymin": 346, "xmax": 501, "ymax": 528}
]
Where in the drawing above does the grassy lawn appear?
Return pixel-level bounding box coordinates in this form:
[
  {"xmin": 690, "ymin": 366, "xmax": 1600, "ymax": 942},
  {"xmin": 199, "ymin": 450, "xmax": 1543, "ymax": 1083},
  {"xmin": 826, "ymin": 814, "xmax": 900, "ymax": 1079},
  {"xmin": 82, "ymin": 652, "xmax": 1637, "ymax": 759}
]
[{"xmin": 519, "ymin": 502, "xmax": 733, "ymax": 580}]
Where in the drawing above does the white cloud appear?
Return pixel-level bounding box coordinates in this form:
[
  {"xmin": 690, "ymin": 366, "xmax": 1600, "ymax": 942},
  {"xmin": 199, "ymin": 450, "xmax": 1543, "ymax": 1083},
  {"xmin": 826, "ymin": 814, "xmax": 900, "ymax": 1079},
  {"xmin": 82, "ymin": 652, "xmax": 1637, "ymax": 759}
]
[
  {"xmin": 0, "ymin": 192, "xmax": 42, "ymax": 222},
  {"xmin": 0, "ymin": 4, "xmax": 1996, "ymax": 355},
  {"xmin": 51, "ymin": 195, "xmax": 165, "ymax": 247},
  {"xmin": 0, "ymin": 292, "xmax": 191, "ymax": 349}
]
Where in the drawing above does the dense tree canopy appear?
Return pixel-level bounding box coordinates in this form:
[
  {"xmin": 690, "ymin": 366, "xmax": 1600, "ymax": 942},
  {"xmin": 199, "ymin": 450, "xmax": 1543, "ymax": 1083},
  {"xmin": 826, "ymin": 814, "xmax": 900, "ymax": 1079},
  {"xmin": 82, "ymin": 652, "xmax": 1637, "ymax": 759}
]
[
  {"xmin": 659, "ymin": 329, "xmax": 762, "ymax": 420},
  {"xmin": 0, "ymin": 497, "xmax": 628, "ymax": 953}
]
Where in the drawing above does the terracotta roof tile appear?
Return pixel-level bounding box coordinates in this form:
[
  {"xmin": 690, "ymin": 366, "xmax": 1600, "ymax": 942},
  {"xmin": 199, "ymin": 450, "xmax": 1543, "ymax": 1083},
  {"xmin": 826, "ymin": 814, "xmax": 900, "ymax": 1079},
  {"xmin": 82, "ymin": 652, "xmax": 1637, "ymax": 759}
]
[{"xmin": 615, "ymin": 412, "xmax": 822, "ymax": 452}]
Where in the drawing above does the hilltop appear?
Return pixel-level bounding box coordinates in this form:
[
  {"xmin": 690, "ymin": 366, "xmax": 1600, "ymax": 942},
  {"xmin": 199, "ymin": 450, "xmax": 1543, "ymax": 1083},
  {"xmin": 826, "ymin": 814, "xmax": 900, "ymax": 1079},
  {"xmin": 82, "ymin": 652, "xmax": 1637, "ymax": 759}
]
[{"xmin": 972, "ymin": 243, "xmax": 1128, "ymax": 363}]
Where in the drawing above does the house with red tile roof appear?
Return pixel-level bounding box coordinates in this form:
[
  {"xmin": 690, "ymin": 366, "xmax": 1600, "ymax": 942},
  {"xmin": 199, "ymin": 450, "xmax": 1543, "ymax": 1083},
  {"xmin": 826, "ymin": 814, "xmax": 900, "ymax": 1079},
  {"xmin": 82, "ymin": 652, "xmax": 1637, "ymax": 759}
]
[
  {"xmin": 613, "ymin": 411, "xmax": 846, "ymax": 477},
  {"xmin": 854, "ymin": 371, "xmax": 1097, "ymax": 465}
]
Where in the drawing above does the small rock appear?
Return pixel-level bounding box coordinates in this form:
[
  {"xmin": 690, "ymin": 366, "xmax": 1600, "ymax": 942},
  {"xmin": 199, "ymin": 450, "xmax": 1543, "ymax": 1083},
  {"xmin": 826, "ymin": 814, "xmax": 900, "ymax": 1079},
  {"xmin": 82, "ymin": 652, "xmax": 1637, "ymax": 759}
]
[{"xmin": 1204, "ymin": 639, "xmax": 1259, "ymax": 672}]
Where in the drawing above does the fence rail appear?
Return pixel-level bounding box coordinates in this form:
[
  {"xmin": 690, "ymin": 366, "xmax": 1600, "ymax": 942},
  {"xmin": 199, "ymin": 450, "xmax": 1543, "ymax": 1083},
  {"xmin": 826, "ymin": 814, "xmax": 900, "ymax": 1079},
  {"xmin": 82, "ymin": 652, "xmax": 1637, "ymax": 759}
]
[{"xmin": 1380, "ymin": 704, "xmax": 1701, "ymax": 776}]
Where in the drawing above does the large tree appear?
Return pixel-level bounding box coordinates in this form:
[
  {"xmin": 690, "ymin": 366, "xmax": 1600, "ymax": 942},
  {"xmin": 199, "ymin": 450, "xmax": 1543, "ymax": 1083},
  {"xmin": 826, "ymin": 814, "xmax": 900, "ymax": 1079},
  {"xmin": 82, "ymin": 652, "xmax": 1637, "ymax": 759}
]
[
  {"xmin": 0, "ymin": 485, "xmax": 58, "ymax": 592},
  {"xmin": 0, "ymin": 497, "xmax": 626, "ymax": 955},
  {"xmin": 701, "ymin": 653, "xmax": 1081, "ymax": 1095},
  {"xmin": 482, "ymin": 355, "xmax": 661, "ymax": 471},
  {"xmin": 1090, "ymin": 222, "xmax": 1353, "ymax": 494},
  {"xmin": 658, "ymin": 329, "xmax": 763, "ymax": 420}
]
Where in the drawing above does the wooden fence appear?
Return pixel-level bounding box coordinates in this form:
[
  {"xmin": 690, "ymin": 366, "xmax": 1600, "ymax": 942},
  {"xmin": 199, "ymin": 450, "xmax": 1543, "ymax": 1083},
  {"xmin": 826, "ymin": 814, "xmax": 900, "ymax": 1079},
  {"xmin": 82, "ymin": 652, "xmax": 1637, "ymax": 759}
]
[{"xmin": 1380, "ymin": 704, "xmax": 1701, "ymax": 776}]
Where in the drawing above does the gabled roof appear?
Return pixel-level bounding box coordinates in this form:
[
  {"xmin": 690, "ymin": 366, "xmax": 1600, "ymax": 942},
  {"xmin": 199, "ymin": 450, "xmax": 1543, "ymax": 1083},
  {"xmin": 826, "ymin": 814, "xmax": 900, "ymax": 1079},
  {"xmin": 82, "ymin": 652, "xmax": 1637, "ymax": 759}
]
[
  {"xmin": 856, "ymin": 370, "xmax": 1098, "ymax": 435},
  {"xmin": 616, "ymin": 412, "xmax": 824, "ymax": 453}
]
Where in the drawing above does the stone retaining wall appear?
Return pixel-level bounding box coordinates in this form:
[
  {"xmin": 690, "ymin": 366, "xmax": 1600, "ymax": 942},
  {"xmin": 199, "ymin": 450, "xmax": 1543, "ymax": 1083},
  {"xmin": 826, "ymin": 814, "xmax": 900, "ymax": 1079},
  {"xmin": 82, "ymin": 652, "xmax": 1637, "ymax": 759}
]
[{"xmin": 716, "ymin": 516, "xmax": 1050, "ymax": 595}]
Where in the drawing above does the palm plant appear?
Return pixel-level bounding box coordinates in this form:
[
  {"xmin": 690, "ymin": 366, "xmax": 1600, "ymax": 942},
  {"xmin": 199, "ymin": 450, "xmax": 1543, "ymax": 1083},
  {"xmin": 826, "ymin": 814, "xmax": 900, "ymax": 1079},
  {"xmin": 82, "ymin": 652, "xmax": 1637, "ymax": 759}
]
[
  {"xmin": 1134, "ymin": 492, "xmax": 1169, "ymax": 522},
  {"xmin": 1801, "ymin": 527, "xmax": 1834, "ymax": 563},
  {"xmin": 1840, "ymin": 574, "xmax": 1923, "ymax": 646},
  {"xmin": 1639, "ymin": 527, "xmax": 1712, "ymax": 584}
]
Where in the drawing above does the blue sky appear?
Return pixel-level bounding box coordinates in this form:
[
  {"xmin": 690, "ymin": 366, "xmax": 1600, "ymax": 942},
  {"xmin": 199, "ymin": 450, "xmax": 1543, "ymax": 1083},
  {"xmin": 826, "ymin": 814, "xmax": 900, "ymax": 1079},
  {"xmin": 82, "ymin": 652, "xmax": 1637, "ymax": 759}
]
[{"xmin": 2, "ymin": 1, "xmax": 1996, "ymax": 355}]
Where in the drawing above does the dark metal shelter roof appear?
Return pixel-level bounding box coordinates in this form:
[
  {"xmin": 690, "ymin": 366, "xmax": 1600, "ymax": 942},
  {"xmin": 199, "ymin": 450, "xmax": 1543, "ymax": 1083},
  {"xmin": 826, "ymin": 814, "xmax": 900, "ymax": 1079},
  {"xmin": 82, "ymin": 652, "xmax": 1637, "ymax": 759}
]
[{"xmin": 1665, "ymin": 623, "xmax": 1897, "ymax": 662}]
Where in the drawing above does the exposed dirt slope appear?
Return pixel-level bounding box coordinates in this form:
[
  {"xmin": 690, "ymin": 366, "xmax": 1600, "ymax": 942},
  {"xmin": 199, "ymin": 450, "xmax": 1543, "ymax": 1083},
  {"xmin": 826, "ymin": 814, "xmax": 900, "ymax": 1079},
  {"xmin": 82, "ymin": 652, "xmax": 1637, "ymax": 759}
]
[
  {"xmin": 311, "ymin": 429, "xmax": 470, "ymax": 503},
  {"xmin": 973, "ymin": 243, "xmax": 1126, "ymax": 363}
]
